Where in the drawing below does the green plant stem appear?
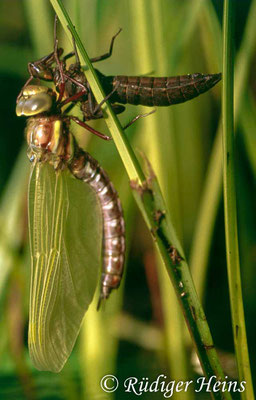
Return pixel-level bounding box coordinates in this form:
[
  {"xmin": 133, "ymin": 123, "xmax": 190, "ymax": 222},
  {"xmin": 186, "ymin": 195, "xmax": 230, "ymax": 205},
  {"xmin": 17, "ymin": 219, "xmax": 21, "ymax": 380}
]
[
  {"xmin": 190, "ymin": 0, "xmax": 256, "ymax": 301},
  {"xmin": 222, "ymin": 2, "xmax": 254, "ymax": 399},
  {"xmin": 50, "ymin": 2, "xmax": 232, "ymax": 397},
  {"xmin": 240, "ymin": 91, "xmax": 256, "ymax": 178}
]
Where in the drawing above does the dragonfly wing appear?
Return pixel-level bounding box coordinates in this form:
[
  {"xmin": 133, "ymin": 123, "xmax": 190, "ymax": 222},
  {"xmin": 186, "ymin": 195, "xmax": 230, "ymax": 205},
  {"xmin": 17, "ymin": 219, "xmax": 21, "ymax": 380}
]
[{"xmin": 28, "ymin": 162, "xmax": 102, "ymax": 372}]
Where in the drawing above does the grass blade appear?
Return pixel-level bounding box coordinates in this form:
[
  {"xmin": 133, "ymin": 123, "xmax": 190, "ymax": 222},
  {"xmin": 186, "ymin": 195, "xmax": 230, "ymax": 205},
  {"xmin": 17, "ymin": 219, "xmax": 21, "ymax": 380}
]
[
  {"xmin": 222, "ymin": 1, "xmax": 254, "ymax": 398},
  {"xmin": 190, "ymin": 0, "xmax": 256, "ymax": 301}
]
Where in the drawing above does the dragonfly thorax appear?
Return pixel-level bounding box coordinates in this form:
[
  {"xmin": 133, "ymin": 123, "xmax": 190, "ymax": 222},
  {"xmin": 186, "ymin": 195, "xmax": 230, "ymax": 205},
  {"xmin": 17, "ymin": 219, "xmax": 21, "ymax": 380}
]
[{"xmin": 26, "ymin": 115, "xmax": 74, "ymax": 168}]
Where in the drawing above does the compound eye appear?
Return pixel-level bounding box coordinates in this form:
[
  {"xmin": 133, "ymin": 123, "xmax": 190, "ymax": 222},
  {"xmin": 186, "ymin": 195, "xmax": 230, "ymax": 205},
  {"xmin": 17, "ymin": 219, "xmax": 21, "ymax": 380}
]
[{"xmin": 16, "ymin": 92, "xmax": 53, "ymax": 116}]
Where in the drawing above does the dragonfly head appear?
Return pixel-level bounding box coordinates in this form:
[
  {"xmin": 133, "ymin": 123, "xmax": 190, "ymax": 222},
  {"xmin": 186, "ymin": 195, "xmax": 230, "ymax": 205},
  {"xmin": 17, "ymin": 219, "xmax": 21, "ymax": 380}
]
[{"xmin": 16, "ymin": 85, "xmax": 55, "ymax": 117}]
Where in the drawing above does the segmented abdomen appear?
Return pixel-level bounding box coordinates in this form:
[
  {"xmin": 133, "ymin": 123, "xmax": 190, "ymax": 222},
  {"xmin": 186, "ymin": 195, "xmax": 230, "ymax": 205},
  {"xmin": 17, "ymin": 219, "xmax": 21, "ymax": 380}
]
[
  {"xmin": 103, "ymin": 73, "xmax": 221, "ymax": 106},
  {"xmin": 69, "ymin": 150, "xmax": 125, "ymax": 304}
]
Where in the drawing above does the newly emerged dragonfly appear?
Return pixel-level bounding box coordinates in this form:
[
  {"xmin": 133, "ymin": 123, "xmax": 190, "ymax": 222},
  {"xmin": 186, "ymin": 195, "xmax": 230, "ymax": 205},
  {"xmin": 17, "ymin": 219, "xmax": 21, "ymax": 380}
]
[
  {"xmin": 16, "ymin": 84, "xmax": 125, "ymax": 372},
  {"xmin": 17, "ymin": 17, "xmax": 221, "ymax": 138},
  {"xmin": 17, "ymin": 18, "xmax": 221, "ymax": 373}
]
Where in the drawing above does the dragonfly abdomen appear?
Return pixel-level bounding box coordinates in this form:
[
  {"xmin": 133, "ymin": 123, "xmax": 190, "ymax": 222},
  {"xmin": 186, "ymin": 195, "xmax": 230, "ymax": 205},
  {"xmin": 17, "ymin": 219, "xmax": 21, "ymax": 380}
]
[
  {"xmin": 69, "ymin": 151, "xmax": 125, "ymax": 304},
  {"xmin": 104, "ymin": 73, "xmax": 221, "ymax": 106}
]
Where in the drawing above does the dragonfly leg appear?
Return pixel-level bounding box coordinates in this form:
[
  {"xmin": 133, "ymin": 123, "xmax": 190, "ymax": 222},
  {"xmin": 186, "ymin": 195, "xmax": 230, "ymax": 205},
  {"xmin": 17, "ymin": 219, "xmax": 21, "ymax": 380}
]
[
  {"xmin": 62, "ymin": 50, "xmax": 75, "ymax": 62},
  {"xmin": 81, "ymin": 101, "xmax": 125, "ymax": 121},
  {"xmin": 123, "ymin": 109, "xmax": 156, "ymax": 130},
  {"xmin": 61, "ymin": 27, "xmax": 121, "ymax": 109},
  {"xmin": 54, "ymin": 15, "xmax": 66, "ymax": 102},
  {"xmin": 69, "ymin": 116, "xmax": 112, "ymax": 141},
  {"xmin": 82, "ymin": 84, "xmax": 123, "ymax": 120},
  {"xmin": 61, "ymin": 26, "xmax": 80, "ymax": 67},
  {"xmin": 87, "ymin": 88, "xmax": 98, "ymax": 116},
  {"xmin": 55, "ymin": 31, "xmax": 90, "ymax": 107},
  {"xmin": 92, "ymin": 82, "xmax": 120, "ymax": 115},
  {"xmin": 61, "ymin": 28, "xmax": 122, "ymax": 65},
  {"xmin": 59, "ymin": 89, "xmax": 86, "ymax": 107},
  {"xmin": 90, "ymin": 28, "xmax": 122, "ymax": 63},
  {"xmin": 58, "ymin": 74, "xmax": 88, "ymax": 107},
  {"xmin": 60, "ymin": 18, "xmax": 80, "ymax": 63},
  {"xmin": 69, "ymin": 27, "xmax": 80, "ymax": 65},
  {"xmin": 59, "ymin": 29, "xmax": 91, "ymax": 107}
]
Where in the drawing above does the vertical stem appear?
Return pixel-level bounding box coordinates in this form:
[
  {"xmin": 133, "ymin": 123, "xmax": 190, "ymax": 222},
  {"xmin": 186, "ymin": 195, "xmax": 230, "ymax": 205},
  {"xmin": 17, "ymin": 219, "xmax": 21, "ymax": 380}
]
[
  {"xmin": 222, "ymin": 2, "xmax": 254, "ymax": 398},
  {"xmin": 191, "ymin": 0, "xmax": 256, "ymax": 303}
]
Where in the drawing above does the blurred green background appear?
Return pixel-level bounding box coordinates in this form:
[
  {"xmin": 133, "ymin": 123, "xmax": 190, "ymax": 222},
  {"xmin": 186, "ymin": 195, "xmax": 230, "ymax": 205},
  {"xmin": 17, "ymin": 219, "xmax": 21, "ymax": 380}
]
[{"xmin": 0, "ymin": 0, "xmax": 256, "ymax": 399}]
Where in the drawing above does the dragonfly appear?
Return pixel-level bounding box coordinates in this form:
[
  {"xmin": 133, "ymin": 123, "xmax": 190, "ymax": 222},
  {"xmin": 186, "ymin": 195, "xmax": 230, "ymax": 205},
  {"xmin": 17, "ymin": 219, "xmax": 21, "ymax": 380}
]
[
  {"xmin": 17, "ymin": 16, "xmax": 221, "ymax": 139},
  {"xmin": 17, "ymin": 19, "xmax": 221, "ymax": 373},
  {"xmin": 16, "ymin": 84, "xmax": 125, "ymax": 372}
]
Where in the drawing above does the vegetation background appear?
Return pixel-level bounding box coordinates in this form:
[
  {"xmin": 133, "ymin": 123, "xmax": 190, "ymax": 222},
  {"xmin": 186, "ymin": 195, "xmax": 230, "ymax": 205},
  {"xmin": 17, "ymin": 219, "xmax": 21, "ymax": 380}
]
[{"xmin": 0, "ymin": 0, "xmax": 255, "ymax": 399}]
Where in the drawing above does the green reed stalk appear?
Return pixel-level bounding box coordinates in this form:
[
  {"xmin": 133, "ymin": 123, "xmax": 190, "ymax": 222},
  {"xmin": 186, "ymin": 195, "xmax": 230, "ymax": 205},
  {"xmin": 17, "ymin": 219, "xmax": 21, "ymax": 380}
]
[
  {"xmin": 222, "ymin": 2, "xmax": 254, "ymax": 398},
  {"xmin": 190, "ymin": 0, "xmax": 256, "ymax": 302}
]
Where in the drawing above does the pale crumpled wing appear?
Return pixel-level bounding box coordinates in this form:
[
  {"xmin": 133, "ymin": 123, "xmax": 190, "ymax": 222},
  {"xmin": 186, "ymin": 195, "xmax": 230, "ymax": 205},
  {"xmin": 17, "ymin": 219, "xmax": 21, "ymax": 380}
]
[{"xmin": 28, "ymin": 162, "xmax": 102, "ymax": 372}]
